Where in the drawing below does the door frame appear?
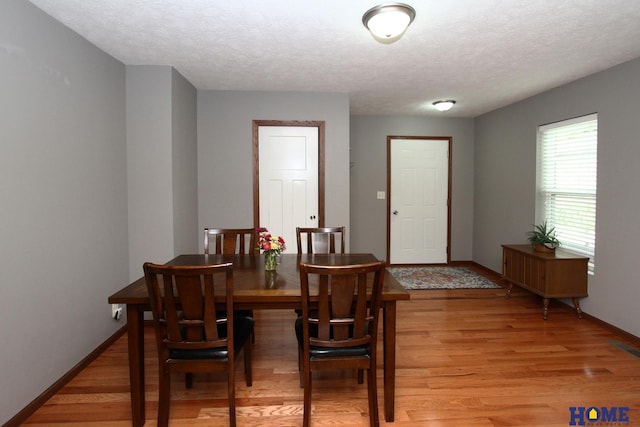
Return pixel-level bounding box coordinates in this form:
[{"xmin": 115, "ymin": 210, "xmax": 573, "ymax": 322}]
[
  {"xmin": 386, "ymin": 136, "xmax": 452, "ymax": 265},
  {"xmin": 252, "ymin": 120, "xmax": 326, "ymax": 230}
]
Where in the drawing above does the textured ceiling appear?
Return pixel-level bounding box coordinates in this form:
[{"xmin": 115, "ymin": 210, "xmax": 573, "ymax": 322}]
[{"xmin": 28, "ymin": 0, "xmax": 640, "ymax": 117}]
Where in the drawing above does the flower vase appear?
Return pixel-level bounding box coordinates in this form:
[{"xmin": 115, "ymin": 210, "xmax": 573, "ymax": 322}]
[
  {"xmin": 264, "ymin": 270, "xmax": 277, "ymax": 289},
  {"xmin": 264, "ymin": 252, "xmax": 277, "ymax": 271}
]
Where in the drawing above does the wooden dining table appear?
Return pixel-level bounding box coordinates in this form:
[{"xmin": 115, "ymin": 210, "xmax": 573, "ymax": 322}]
[{"xmin": 108, "ymin": 253, "xmax": 410, "ymax": 426}]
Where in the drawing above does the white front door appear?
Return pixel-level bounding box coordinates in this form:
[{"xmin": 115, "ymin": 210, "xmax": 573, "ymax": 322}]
[
  {"xmin": 389, "ymin": 137, "xmax": 450, "ymax": 264},
  {"xmin": 257, "ymin": 125, "xmax": 319, "ymax": 250}
]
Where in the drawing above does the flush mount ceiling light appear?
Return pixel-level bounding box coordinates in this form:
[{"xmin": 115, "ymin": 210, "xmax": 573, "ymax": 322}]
[
  {"xmin": 433, "ymin": 100, "xmax": 456, "ymax": 112},
  {"xmin": 363, "ymin": 3, "xmax": 416, "ymax": 43}
]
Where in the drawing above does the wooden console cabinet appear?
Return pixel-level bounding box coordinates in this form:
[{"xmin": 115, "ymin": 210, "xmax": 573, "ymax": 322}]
[{"xmin": 502, "ymin": 244, "xmax": 588, "ymax": 320}]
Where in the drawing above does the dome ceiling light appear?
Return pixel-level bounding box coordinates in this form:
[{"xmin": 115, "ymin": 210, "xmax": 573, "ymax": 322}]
[
  {"xmin": 362, "ymin": 3, "xmax": 416, "ymax": 44},
  {"xmin": 433, "ymin": 100, "xmax": 456, "ymax": 112}
]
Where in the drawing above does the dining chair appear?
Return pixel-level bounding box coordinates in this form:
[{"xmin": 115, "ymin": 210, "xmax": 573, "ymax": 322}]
[
  {"xmin": 204, "ymin": 227, "xmax": 258, "ymax": 255},
  {"xmin": 143, "ymin": 262, "xmax": 253, "ymax": 427},
  {"xmin": 204, "ymin": 227, "xmax": 257, "ymax": 342},
  {"xmin": 295, "ymin": 260, "xmax": 386, "ymax": 427},
  {"xmin": 296, "ymin": 226, "xmax": 346, "ymax": 254}
]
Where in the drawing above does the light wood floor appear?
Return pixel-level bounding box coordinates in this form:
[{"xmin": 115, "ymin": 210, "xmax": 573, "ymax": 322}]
[{"xmin": 22, "ymin": 275, "xmax": 640, "ymax": 426}]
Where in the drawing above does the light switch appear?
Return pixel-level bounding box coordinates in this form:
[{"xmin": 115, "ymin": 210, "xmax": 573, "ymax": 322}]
[{"xmin": 377, "ymin": 191, "xmax": 386, "ymax": 200}]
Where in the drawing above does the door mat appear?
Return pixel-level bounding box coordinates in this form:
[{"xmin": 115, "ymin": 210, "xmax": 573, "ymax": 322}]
[{"xmin": 388, "ymin": 266, "xmax": 502, "ymax": 290}]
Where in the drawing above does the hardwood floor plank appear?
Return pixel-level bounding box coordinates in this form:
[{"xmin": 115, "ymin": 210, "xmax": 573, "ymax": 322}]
[{"xmin": 21, "ymin": 279, "xmax": 640, "ymax": 427}]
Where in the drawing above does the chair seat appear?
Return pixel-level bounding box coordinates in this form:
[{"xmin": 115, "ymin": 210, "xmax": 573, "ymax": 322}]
[
  {"xmin": 308, "ymin": 345, "xmax": 370, "ymax": 358},
  {"xmin": 170, "ymin": 316, "xmax": 254, "ymax": 359}
]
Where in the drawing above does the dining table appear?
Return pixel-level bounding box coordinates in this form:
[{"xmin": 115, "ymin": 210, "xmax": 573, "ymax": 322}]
[{"xmin": 108, "ymin": 253, "xmax": 410, "ymax": 426}]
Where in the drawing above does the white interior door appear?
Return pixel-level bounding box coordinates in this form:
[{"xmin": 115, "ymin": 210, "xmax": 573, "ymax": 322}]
[
  {"xmin": 258, "ymin": 126, "xmax": 318, "ymax": 250},
  {"xmin": 389, "ymin": 138, "xmax": 449, "ymax": 264}
]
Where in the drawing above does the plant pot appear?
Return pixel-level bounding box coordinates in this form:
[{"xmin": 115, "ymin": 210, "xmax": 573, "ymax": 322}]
[{"xmin": 533, "ymin": 243, "xmax": 555, "ymax": 253}]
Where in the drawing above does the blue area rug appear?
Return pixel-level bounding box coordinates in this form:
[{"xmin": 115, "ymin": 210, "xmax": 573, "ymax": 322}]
[{"xmin": 388, "ymin": 266, "xmax": 501, "ymax": 290}]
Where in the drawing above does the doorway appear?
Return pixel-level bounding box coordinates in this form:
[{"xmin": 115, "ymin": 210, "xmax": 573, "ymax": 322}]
[
  {"xmin": 253, "ymin": 120, "xmax": 325, "ymax": 249},
  {"xmin": 387, "ymin": 136, "xmax": 451, "ymax": 264}
]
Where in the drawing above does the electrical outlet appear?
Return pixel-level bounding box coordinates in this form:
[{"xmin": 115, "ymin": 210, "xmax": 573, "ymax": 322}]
[
  {"xmin": 111, "ymin": 304, "xmax": 122, "ymax": 321},
  {"xmin": 377, "ymin": 191, "xmax": 386, "ymax": 200}
]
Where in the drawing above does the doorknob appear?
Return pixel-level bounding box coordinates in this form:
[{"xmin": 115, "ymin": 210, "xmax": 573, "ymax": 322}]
[
  {"xmin": 393, "ymin": 210, "xmax": 398, "ymax": 215},
  {"xmin": 310, "ymin": 215, "xmax": 316, "ymax": 220}
]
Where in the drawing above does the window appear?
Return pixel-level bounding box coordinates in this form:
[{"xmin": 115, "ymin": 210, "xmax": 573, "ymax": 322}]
[{"xmin": 536, "ymin": 114, "xmax": 598, "ymax": 273}]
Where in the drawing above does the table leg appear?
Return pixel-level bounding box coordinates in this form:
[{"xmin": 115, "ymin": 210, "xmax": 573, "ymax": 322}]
[
  {"xmin": 126, "ymin": 304, "xmax": 145, "ymax": 427},
  {"xmin": 383, "ymin": 301, "xmax": 397, "ymax": 422},
  {"xmin": 572, "ymin": 297, "xmax": 584, "ymax": 318},
  {"xmin": 543, "ymin": 298, "xmax": 549, "ymax": 320}
]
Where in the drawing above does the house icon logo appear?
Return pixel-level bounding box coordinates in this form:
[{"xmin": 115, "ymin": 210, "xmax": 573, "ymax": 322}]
[
  {"xmin": 587, "ymin": 407, "xmax": 599, "ymax": 422},
  {"xmin": 569, "ymin": 406, "xmax": 630, "ymax": 425}
]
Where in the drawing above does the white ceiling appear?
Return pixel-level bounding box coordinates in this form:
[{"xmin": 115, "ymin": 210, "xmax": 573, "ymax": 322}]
[{"xmin": 28, "ymin": 0, "xmax": 640, "ymax": 117}]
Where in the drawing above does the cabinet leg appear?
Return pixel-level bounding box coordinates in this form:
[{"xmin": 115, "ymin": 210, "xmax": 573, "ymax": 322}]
[
  {"xmin": 543, "ymin": 298, "xmax": 549, "ymax": 320},
  {"xmin": 572, "ymin": 298, "xmax": 584, "ymax": 319}
]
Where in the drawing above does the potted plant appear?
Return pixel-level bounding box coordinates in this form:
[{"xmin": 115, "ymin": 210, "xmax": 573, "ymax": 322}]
[{"xmin": 527, "ymin": 221, "xmax": 560, "ymax": 253}]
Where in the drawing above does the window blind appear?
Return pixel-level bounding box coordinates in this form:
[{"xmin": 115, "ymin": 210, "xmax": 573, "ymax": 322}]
[{"xmin": 537, "ymin": 114, "xmax": 598, "ymax": 273}]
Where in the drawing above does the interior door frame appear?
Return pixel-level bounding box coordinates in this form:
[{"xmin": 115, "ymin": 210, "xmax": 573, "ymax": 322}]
[
  {"xmin": 386, "ymin": 135, "xmax": 452, "ymax": 265},
  {"xmin": 252, "ymin": 120, "xmax": 326, "ymax": 230}
]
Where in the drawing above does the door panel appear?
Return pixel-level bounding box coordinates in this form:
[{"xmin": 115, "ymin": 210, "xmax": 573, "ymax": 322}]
[
  {"xmin": 266, "ymin": 179, "xmax": 284, "ymax": 233},
  {"xmin": 389, "ymin": 137, "xmax": 450, "ymax": 264},
  {"xmin": 292, "ymin": 179, "xmax": 308, "ymax": 230},
  {"xmin": 257, "ymin": 125, "xmax": 319, "ymax": 249}
]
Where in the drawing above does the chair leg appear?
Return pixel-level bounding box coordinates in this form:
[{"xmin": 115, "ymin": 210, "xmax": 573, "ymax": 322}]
[
  {"xmin": 302, "ymin": 369, "xmax": 312, "ymax": 427},
  {"xmin": 367, "ymin": 367, "xmax": 380, "ymax": 427},
  {"xmin": 298, "ymin": 345, "xmax": 304, "ymax": 388},
  {"xmin": 228, "ymin": 368, "xmax": 236, "ymax": 427},
  {"xmin": 158, "ymin": 367, "xmax": 171, "ymax": 427},
  {"xmin": 244, "ymin": 339, "xmax": 253, "ymax": 386}
]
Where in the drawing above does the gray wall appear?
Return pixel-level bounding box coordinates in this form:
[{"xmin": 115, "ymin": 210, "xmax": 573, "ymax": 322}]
[
  {"xmin": 126, "ymin": 66, "xmax": 174, "ymax": 279},
  {"xmin": 474, "ymin": 57, "xmax": 640, "ymax": 337},
  {"xmin": 197, "ymin": 91, "xmax": 351, "ymax": 247},
  {"xmin": 126, "ymin": 66, "xmax": 199, "ymax": 280},
  {"xmin": 171, "ymin": 69, "xmax": 199, "ymax": 257},
  {"xmin": 350, "ymin": 116, "xmax": 475, "ymax": 260},
  {"xmin": 0, "ymin": 1, "xmax": 128, "ymax": 423}
]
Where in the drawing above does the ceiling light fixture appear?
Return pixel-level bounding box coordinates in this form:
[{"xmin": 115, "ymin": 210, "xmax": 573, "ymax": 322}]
[
  {"xmin": 433, "ymin": 100, "xmax": 456, "ymax": 112},
  {"xmin": 363, "ymin": 3, "xmax": 416, "ymax": 43}
]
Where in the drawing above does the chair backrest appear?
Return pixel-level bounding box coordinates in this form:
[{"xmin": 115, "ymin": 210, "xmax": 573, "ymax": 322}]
[
  {"xmin": 143, "ymin": 262, "xmax": 235, "ymax": 357},
  {"xmin": 296, "ymin": 226, "xmax": 346, "ymax": 254},
  {"xmin": 298, "ymin": 261, "xmax": 385, "ymax": 351},
  {"xmin": 204, "ymin": 228, "xmax": 257, "ymax": 255}
]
